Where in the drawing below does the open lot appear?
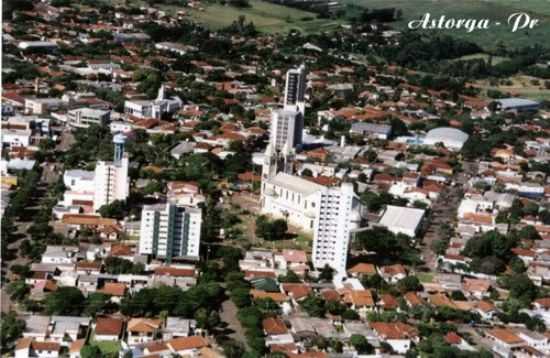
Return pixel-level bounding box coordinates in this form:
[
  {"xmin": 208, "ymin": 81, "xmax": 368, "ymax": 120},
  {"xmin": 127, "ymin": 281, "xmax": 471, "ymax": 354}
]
[
  {"xmin": 188, "ymin": 0, "xmax": 345, "ymax": 33},
  {"xmin": 345, "ymin": 0, "xmax": 550, "ymax": 49}
]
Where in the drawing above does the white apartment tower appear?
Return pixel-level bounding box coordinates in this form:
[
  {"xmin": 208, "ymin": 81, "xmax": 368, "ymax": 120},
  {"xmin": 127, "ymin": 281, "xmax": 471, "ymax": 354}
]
[
  {"xmin": 312, "ymin": 183, "xmax": 362, "ymax": 275},
  {"xmin": 93, "ymin": 133, "xmax": 130, "ymax": 211},
  {"xmin": 270, "ymin": 109, "xmax": 304, "ymax": 153},
  {"xmin": 139, "ymin": 203, "xmax": 202, "ymax": 260},
  {"xmin": 283, "ymin": 64, "xmax": 306, "ymax": 115}
]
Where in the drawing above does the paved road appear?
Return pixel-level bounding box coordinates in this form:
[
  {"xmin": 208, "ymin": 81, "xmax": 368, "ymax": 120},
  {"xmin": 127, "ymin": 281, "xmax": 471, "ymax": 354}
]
[
  {"xmin": 220, "ymin": 299, "xmax": 249, "ymax": 350},
  {"xmin": 419, "ymin": 161, "xmax": 478, "ymax": 271}
]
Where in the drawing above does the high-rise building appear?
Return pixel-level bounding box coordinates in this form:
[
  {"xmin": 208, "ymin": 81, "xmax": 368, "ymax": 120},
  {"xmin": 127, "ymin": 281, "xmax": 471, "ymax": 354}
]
[
  {"xmin": 138, "ymin": 203, "xmax": 202, "ymax": 260},
  {"xmin": 312, "ymin": 182, "xmax": 362, "ymax": 275},
  {"xmin": 283, "ymin": 64, "xmax": 306, "ymax": 115},
  {"xmin": 93, "ymin": 134, "xmax": 129, "ymax": 211},
  {"xmin": 270, "ymin": 109, "xmax": 303, "ymax": 153}
]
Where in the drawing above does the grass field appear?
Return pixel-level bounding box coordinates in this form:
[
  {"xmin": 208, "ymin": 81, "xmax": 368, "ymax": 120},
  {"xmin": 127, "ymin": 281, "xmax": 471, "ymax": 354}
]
[
  {"xmin": 188, "ymin": 0, "xmax": 345, "ymax": 33},
  {"xmin": 343, "ymin": 0, "xmax": 550, "ymax": 49},
  {"xmin": 475, "ymin": 74, "xmax": 550, "ymax": 101},
  {"xmin": 90, "ymin": 338, "xmax": 121, "ymax": 355}
]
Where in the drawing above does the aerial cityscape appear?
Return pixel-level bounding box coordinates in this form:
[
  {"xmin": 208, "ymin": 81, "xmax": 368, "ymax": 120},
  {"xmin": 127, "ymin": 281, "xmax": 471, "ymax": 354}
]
[{"xmin": 1, "ymin": 0, "xmax": 550, "ymax": 357}]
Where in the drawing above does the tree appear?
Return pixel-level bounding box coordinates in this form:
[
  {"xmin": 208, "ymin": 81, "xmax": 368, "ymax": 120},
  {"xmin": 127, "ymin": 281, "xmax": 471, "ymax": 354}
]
[
  {"xmin": 104, "ymin": 257, "xmax": 144, "ymax": 275},
  {"xmin": 278, "ymin": 270, "xmax": 301, "ymax": 283},
  {"xmin": 350, "ymin": 334, "xmax": 374, "ymax": 354},
  {"xmin": 6, "ymin": 280, "xmax": 30, "ymax": 301},
  {"xmin": 300, "ymin": 295, "xmax": 326, "ymax": 317},
  {"xmin": 0, "ymin": 312, "xmax": 25, "ymax": 350},
  {"xmin": 319, "ymin": 264, "xmax": 334, "ymax": 282},
  {"xmin": 85, "ymin": 293, "xmax": 112, "ymax": 317},
  {"xmin": 98, "ymin": 200, "xmax": 126, "ymax": 220},
  {"xmin": 45, "ymin": 287, "xmax": 86, "ymax": 315},
  {"xmin": 255, "ymin": 216, "xmax": 288, "ymax": 241},
  {"xmin": 499, "ymin": 274, "xmax": 538, "ymax": 307},
  {"xmin": 397, "ymin": 276, "xmax": 422, "ymax": 293},
  {"xmin": 81, "ymin": 345, "xmax": 103, "ymax": 358},
  {"xmin": 390, "ymin": 117, "xmax": 408, "ymax": 137},
  {"xmin": 231, "ymin": 287, "xmax": 252, "ymax": 308}
]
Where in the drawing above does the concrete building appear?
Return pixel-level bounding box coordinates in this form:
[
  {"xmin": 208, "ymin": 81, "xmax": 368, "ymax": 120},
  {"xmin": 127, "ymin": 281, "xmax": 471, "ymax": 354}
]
[
  {"xmin": 124, "ymin": 85, "xmax": 182, "ymax": 119},
  {"xmin": 93, "ymin": 134, "xmax": 129, "ymax": 211},
  {"xmin": 270, "ymin": 109, "xmax": 303, "ymax": 153},
  {"xmin": 138, "ymin": 203, "xmax": 202, "ymax": 260},
  {"xmin": 312, "ymin": 182, "xmax": 362, "ymax": 274},
  {"xmin": 378, "ymin": 205, "xmax": 425, "ymax": 237},
  {"xmin": 423, "ymin": 127, "xmax": 469, "ymax": 151},
  {"xmin": 66, "ymin": 108, "xmax": 110, "ymax": 128},
  {"xmin": 283, "ymin": 64, "xmax": 306, "ymax": 115},
  {"xmin": 491, "ymin": 98, "xmax": 540, "ymax": 113}
]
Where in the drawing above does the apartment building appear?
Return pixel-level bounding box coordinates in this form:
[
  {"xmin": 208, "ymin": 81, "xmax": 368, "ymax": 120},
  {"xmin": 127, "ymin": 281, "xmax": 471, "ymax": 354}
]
[{"xmin": 138, "ymin": 203, "xmax": 202, "ymax": 260}]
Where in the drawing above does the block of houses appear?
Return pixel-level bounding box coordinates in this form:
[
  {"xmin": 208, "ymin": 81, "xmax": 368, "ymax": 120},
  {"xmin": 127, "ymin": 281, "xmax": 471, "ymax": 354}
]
[
  {"xmin": 15, "ymin": 338, "xmax": 61, "ymax": 358},
  {"xmin": 370, "ymin": 322, "xmax": 419, "ymax": 354}
]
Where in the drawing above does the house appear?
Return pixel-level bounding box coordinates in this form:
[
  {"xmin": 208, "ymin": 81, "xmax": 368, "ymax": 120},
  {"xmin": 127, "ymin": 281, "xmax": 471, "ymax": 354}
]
[
  {"xmin": 263, "ymin": 317, "xmax": 288, "ymax": 336},
  {"xmin": 275, "ymin": 249, "xmax": 308, "ymax": 276},
  {"xmin": 127, "ymin": 318, "xmax": 162, "ymax": 345},
  {"xmin": 462, "ymin": 278, "xmax": 491, "ymax": 299},
  {"xmin": 41, "ymin": 246, "xmax": 80, "ymax": 264},
  {"xmin": 486, "ymin": 328, "xmax": 525, "ymax": 357},
  {"xmin": 69, "ymin": 339, "xmax": 85, "ymax": 358},
  {"xmin": 347, "ymin": 263, "xmax": 377, "ymax": 277},
  {"xmin": 94, "ymin": 317, "xmax": 124, "ymax": 341},
  {"xmin": 340, "ymin": 289, "xmax": 375, "ymax": 317},
  {"xmin": 475, "ymin": 300, "xmax": 498, "ymax": 320},
  {"xmin": 166, "ymin": 336, "xmax": 209, "ymax": 356},
  {"xmin": 15, "ymin": 338, "xmax": 61, "ymax": 358},
  {"xmin": 162, "ymin": 318, "xmax": 196, "ymax": 340},
  {"xmin": 22, "ymin": 316, "xmax": 50, "ymax": 341},
  {"xmin": 97, "ymin": 282, "xmax": 127, "ymax": 303},
  {"xmin": 516, "ymin": 329, "xmax": 550, "ymax": 355},
  {"xmin": 48, "ymin": 316, "xmax": 90, "ymax": 346},
  {"xmin": 379, "ymin": 264, "xmax": 407, "ymax": 283},
  {"xmin": 370, "ymin": 322, "xmax": 419, "ymax": 354}
]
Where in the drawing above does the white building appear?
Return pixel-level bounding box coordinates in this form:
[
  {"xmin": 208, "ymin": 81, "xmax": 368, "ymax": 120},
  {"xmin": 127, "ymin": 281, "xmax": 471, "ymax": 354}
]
[
  {"xmin": 1, "ymin": 128, "xmax": 31, "ymax": 148},
  {"xmin": 63, "ymin": 170, "xmax": 95, "ymax": 192},
  {"xmin": 139, "ymin": 203, "xmax": 202, "ymax": 260},
  {"xmin": 312, "ymin": 182, "xmax": 362, "ymax": 274},
  {"xmin": 124, "ymin": 85, "xmax": 182, "ymax": 119},
  {"xmin": 93, "ymin": 134, "xmax": 130, "ymax": 211},
  {"xmin": 270, "ymin": 109, "xmax": 303, "ymax": 153},
  {"xmin": 261, "ymin": 172, "xmax": 323, "ymax": 232},
  {"xmin": 378, "ymin": 205, "xmax": 425, "ymax": 237},
  {"xmin": 66, "ymin": 108, "xmax": 110, "ymax": 128},
  {"xmin": 423, "ymin": 127, "xmax": 469, "ymax": 151},
  {"xmin": 283, "ymin": 64, "xmax": 306, "ymax": 115}
]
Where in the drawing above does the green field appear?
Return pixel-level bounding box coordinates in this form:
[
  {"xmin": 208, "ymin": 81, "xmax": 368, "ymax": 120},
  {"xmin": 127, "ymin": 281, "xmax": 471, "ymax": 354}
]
[
  {"xmin": 344, "ymin": 0, "xmax": 550, "ymax": 49},
  {"xmin": 188, "ymin": 0, "xmax": 344, "ymax": 33}
]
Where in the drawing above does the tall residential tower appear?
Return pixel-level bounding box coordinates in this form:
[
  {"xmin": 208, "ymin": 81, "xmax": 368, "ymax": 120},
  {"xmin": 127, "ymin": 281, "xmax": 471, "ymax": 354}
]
[
  {"xmin": 283, "ymin": 64, "xmax": 307, "ymax": 116},
  {"xmin": 138, "ymin": 203, "xmax": 202, "ymax": 260},
  {"xmin": 93, "ymin": 134, "xmax": 130, "ymax": 211}
]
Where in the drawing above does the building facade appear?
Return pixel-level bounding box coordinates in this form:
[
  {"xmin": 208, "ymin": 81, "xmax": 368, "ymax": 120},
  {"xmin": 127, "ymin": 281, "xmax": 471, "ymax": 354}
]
[
  {"xmin": 312, "ymin": 183, "xmax": 362, "ymax": 274},
  {"xmin": 283, "ymin": 64, "xmax": 306, "ymax": 115},
  {"xmin": 93, "ymin": 134, "xmax": 129, "ymax": 211},
  {"xmin": 138, "ymin": 203, "xmax": 202, "ymax": 260}
]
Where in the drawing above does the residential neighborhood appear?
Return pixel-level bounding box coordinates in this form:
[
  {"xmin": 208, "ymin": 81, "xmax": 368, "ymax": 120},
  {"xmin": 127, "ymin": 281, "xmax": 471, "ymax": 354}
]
[{"xmin": 2, "ymin": 0, "xmax": 550, "ymax": 358}]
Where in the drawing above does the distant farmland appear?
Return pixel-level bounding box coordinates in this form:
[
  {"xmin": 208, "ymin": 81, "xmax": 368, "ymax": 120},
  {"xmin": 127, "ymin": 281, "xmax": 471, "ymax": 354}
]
[
  {"xmin": 188, "ymin": 0, "xmax": 345, "ymax": 33},
  {"xmin": 343, "ymin": 0, "xmax": 550, "ymax": 49}
]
